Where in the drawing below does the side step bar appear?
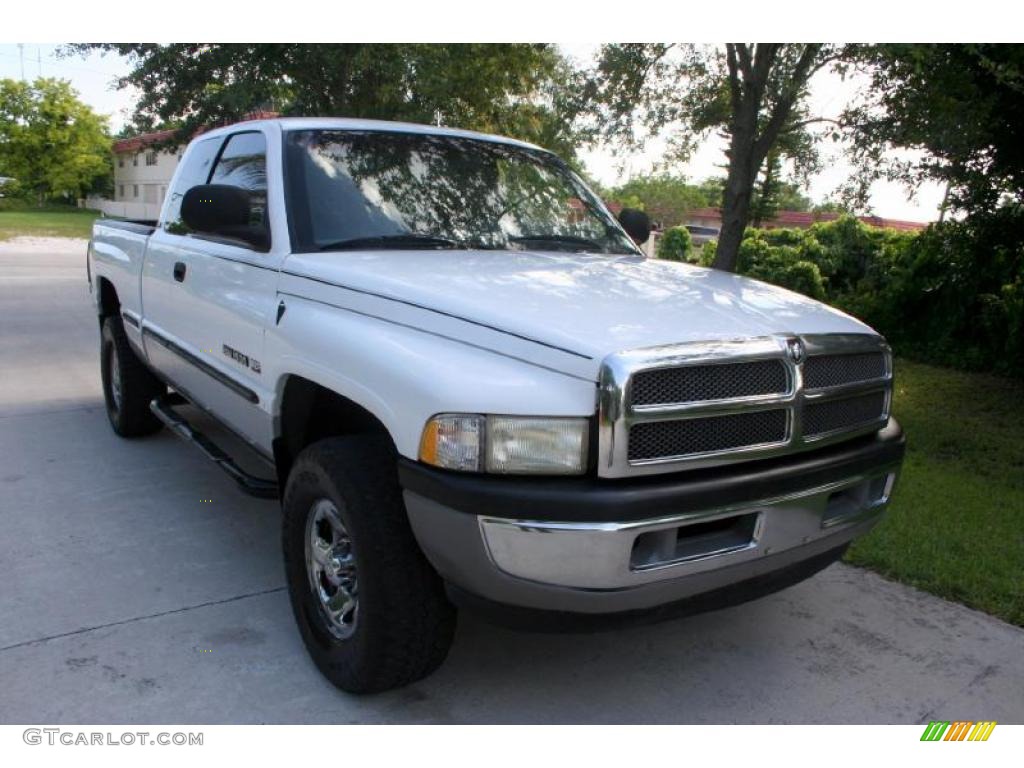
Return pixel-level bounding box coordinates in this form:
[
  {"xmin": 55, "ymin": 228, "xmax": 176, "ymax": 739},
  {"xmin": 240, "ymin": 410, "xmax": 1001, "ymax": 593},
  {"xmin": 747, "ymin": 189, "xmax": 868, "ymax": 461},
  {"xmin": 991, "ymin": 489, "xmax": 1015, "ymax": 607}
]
[{"xmin": 150, "ymin": 395, "xmax": 279, "ymax": 499}]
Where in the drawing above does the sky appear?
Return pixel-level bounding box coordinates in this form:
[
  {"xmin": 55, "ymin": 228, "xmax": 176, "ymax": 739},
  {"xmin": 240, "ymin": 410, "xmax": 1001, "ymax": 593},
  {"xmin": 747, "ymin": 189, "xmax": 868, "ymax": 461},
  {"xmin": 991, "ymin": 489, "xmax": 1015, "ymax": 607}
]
[{"xmin": 0, "ymin": 43, "xmax": 945, "ymax": 223}]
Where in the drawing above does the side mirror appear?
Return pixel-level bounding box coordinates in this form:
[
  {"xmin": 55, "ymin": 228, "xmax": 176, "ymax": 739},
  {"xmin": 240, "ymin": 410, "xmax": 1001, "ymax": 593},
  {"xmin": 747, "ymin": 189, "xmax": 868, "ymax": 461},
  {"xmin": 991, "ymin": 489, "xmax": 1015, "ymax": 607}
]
[
  {"xmin": 181, "ymin": 184, "xmax": 267, "ymax": 249},
  {"xmin": 617, "ymin": 208, "xmax": 651, "ymax": 246}
]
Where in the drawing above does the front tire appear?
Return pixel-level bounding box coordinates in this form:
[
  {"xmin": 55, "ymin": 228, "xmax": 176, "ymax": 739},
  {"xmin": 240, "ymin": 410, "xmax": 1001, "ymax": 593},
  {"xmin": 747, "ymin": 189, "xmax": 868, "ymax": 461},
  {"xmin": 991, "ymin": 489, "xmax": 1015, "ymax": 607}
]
[
  {"xmin": 100, "ymin": 315, "xmax": 165, "ymax": 437},
  {"xmin": 282, "ymin": 436, "xmax": 457, "ymax": 693}
]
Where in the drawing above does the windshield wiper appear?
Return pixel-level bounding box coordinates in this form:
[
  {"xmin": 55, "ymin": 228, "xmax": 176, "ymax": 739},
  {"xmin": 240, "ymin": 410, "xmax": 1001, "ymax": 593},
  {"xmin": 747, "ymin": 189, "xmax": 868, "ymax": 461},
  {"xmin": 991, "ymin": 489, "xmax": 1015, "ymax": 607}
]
[
  {"xmin": 507, "ymin": 234, "xmax": 608, "ymax": 252},
  {"xmin": 318, "ymin": 234, "xmax": 462, "ymax": 251}
]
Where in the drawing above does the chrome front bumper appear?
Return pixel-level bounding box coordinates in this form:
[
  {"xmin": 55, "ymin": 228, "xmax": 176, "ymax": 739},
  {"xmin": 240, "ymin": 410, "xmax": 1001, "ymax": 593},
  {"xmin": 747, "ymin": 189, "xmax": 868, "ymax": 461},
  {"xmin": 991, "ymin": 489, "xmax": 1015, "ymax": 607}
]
[{"xmin": 404, "ymin": 464, "xmax": 900, "ymax": 615}]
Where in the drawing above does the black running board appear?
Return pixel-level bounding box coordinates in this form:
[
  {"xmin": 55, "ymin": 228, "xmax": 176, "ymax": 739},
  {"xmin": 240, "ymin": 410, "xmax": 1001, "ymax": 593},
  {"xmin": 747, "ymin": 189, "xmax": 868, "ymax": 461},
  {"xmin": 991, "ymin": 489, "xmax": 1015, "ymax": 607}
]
[{"xmin": 150, "ymin": 396, "xmax": 279, "ymax": 499}]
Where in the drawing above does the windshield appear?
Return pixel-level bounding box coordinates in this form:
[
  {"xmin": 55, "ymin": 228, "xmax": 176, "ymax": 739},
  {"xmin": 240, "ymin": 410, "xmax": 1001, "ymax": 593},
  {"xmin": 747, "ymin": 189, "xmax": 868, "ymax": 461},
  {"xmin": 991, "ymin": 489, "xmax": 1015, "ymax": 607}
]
[{"xmin": 283, "ymin": 130, "xmax": 638, "ymax": 255}]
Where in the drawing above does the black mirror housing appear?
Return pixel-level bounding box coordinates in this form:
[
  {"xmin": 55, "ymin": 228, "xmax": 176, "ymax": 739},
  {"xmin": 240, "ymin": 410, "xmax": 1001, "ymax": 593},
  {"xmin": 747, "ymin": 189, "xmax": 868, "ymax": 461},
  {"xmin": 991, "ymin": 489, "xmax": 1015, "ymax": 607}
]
[
  {"xmin": 181, "ymin": 184, "xmax": 267, "ymax": 249},
  {"xmin": 617, "ymin": 208, "xmax": 651, "ymax": 246}
]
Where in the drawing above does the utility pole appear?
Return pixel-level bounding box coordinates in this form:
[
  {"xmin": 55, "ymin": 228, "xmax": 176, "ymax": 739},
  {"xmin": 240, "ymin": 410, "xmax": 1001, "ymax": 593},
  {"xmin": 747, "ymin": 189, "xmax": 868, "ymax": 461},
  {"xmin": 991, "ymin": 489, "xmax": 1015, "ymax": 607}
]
[
  {"xmin": 18, "ymin": 43, "xmax": 25, "ymax": 81},
  {"xmin": 37, "ymin": 47, "xmax": 42, "ymax": 78}
]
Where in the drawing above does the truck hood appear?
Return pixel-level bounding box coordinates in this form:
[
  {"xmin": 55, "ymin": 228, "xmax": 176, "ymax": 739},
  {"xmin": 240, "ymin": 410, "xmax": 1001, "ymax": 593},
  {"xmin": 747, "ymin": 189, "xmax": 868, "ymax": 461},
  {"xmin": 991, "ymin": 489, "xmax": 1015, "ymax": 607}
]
[{"xmin": 283, "ymin": 249, "xmax": 875, "ymax": 378}]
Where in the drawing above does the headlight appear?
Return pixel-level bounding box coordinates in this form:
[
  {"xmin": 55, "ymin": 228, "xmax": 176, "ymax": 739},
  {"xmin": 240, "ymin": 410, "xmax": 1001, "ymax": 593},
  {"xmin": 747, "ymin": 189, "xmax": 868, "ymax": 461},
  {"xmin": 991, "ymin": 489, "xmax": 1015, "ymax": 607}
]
[
  {"xmin": 419, "ymin": 414, "xmax": 589, "ymax": 475},
  {"xmin": 418, "ymin": 414, "xmax": 484, "ymax": 473}
]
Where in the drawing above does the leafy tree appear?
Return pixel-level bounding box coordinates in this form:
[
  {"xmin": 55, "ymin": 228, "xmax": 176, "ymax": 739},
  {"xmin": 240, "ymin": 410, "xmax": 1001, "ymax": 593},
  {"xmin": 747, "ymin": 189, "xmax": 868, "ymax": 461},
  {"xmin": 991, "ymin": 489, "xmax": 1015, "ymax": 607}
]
[
  {"xmin": 812, "ymin": 200, "xmax": 851, "ymax": 215},
  {"xmin": 656, "ymin": 226, "xmax": 693, "ymax": 262},
  {"xmin": 607, "ymin": 174, "xmax": 706, "ymax": 226},
  {"xmin": 0, "ymin": 78, "xmax": 112, "ymax": 204},
  {"xmin": 695, "ymin": 176, "xmax": 726, "ymax": 208},
  {"xmin": 751, "ymin": 150, "xmax": 813, "ymax": 225},
  {"xmin": 584, "ymin": 44, "xmax": 841, "ymax": 272},
  {"xmin": 751, "ymin": 150, "xmax": 784, "ymax": 226},
  {"xmin": 832, "ymin": 44, "xmax": 1024, "ymax": 378},
  {"xmin": 605, "ymin": 174, "xmax": 751, "ymax": 228},
  {"xmin": 69, "ymin": 44, "xmax": 581, "ymax": 158},
  {"xmin": 776, "ymin": 182, "xmax": 812, "ymax": 212},
  {"xmin": 841, "ymin": 44, "xmax": 1024, "ymax": 215}
]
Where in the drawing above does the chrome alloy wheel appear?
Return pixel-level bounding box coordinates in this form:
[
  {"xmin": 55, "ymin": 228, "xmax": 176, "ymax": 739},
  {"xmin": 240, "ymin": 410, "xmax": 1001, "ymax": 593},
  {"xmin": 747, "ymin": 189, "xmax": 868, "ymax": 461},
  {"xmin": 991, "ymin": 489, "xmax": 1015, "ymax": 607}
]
[
  {"xmin": 109, "ymin": 349, "xmax": 123, "ymax": 411},
  {"xmin": 305, "ymin": 498, "xmax": 359, "ymax": 639}
]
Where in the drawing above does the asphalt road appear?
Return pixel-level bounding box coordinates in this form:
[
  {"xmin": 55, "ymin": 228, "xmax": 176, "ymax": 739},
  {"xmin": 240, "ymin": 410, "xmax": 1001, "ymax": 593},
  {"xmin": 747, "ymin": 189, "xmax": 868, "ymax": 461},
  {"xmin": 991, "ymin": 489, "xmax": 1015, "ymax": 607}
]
[{"xmin": 1, "ymin": 238, "xmax": 1021, "ymax": 724}]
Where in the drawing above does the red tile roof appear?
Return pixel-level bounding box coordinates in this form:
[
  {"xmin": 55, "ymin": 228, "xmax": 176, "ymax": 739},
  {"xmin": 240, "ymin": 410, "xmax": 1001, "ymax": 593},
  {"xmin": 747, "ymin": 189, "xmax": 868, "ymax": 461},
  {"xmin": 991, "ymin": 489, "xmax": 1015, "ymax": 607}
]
[
  {"xmin": 684, "ymin": 207, "xmax": 928, "ymax": 232},
  {"xmin": 112, "ymin": 129, "xmax": 177, "ymax": 154},
  {"xmin": 852, "ymin": 215, "xmax": 929, "ymax": 232},
  {"xmin": 111, "ymin": 111, "xmax": 280, "ymax": 154}
]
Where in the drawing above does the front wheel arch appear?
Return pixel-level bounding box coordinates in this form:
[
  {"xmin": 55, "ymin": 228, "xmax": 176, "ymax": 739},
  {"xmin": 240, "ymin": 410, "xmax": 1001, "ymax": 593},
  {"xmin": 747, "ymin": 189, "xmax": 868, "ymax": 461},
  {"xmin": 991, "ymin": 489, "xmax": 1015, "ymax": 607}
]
[
  {"xmin": 273, "ymin": 375, "xmax": 394, "ymax": 490},
  {"xmin": 95, "ymin": 276, "xmax": 120, "ymax": 328}
]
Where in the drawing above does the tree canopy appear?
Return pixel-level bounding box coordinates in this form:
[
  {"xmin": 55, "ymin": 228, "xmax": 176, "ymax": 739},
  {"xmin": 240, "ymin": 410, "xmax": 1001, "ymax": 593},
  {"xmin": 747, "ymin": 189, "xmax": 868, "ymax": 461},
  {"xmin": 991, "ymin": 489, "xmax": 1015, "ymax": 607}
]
[
  {"xmin": 841, "ymin": 44, "xmax": 1024, "ymax": 216},
  {"xmin": 584, "ymin": 44, "xmax": 838, "ymax": 271},
  {"xmin": 603, "ymin": 174, "xmax": 715, "ymax": 226},
  {"xmin": 70, "ymin": 44, "xmax": 582, "ymax": 158},
  {"xmin": 0, "ymin": 78, "xmax": 111, "ymax": 203},
  {"xmin": 751, "ymin": 153, "xmax": 813, "ymax": 225}
]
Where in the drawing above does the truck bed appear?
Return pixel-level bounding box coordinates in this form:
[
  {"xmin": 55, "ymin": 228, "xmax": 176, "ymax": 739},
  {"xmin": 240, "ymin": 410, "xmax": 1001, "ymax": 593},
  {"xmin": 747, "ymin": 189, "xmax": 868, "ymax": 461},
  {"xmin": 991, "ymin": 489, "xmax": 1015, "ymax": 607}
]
[{"xmin": 95, "ymin": 218, "xmax": 157, "ymax": 236}]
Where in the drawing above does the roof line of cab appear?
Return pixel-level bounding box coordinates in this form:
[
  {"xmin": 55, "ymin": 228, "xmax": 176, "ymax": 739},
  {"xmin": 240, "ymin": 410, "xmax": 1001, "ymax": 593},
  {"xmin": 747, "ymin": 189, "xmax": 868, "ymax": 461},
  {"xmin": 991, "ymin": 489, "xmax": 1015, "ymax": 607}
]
[{"xmin": 198, "ymin": 116, "xmax": 546, "ymax": 153}]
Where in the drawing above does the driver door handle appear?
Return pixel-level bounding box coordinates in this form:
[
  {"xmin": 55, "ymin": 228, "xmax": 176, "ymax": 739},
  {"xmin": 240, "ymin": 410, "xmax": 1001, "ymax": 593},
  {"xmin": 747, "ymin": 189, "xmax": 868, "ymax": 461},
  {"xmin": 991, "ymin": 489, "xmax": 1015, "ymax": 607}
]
[{"xmin": 173, "ymin": 262, "xmax": 187, "ymax": 282}]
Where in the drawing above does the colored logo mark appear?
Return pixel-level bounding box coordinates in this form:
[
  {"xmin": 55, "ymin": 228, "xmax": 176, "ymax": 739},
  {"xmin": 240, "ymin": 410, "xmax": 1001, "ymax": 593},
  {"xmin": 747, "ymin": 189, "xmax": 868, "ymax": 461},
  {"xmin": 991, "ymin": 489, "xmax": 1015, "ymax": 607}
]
[{"xmin": 920, "ymin": 721, "xmax": 996, "ymax": 741}]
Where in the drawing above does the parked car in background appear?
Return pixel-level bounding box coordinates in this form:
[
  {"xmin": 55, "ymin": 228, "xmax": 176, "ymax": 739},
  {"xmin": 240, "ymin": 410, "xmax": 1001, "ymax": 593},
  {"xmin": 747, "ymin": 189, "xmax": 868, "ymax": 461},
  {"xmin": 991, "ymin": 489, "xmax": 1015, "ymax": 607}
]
[{"xmin": 685, "ymin": 223, "xmax": 721, "ymax": 246}]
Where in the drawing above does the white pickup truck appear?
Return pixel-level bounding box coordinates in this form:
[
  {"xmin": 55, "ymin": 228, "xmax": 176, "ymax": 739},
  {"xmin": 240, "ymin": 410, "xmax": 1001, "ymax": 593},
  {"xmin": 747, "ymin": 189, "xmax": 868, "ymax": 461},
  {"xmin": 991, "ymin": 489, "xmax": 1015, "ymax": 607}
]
[{"xmin": 88, "ymin": 117, "xmax": 905, "ymax": 693}]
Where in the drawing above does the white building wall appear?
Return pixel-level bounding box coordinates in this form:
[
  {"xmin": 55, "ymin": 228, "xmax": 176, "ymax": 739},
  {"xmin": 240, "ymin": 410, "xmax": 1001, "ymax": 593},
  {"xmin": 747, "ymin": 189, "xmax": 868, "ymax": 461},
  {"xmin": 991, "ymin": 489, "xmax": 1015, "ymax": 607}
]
[
  {"xmin": 85, "ymin": 197, "xmax": 163, "ymax": 221},
  {"xmin": 117, "ymin": 148, "xmax": 181, "ymax": 202},
  {"xmin": 87, "ymin": 146, "xmax": 183, "ymax": 221}
]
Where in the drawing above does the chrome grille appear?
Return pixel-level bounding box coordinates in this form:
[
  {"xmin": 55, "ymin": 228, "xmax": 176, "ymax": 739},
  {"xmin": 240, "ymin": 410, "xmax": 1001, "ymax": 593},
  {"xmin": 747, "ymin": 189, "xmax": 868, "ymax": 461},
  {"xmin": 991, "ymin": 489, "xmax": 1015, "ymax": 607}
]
[
  {"xmin": 804, "ymin": 391, "xmax": 888, "ymax": 438},
  {"xmin": 631, "ymin": 360, "xmax": 788, "ymax": 406},
  {"xmin": 628, "ymin": 410, "xmax": 788, "ymax": 461},
  {"xmin": 803, "ymin": 352, "xmax": 886, "ymax": 389},
  {"xmin": 598, "ymin": 334, "xmax": 893, "ymax": 477}
]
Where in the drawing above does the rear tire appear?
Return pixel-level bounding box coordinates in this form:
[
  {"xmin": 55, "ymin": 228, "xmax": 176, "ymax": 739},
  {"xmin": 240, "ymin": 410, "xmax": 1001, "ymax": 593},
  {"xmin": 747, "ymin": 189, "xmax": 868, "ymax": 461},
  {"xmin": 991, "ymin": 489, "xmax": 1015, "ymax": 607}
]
[
  {"xmin": 100, "ymin": 315, "xmax": 165, "ymax": 437},
  {"xmin": 282, "ymin": 435, "xmax": 457, "ymax": 693}
]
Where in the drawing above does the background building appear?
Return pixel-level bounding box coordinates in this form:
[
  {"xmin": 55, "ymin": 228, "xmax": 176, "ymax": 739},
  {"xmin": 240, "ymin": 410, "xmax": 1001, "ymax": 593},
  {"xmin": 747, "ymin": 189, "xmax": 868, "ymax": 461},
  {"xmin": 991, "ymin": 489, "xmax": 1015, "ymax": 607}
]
[
  {"xmin": 86, "ymin": 129, "xmax": 182, "ymax": 220},
  {"xmin": 86, "ymin": 112, "xmax": 281, "ymax": 220}
]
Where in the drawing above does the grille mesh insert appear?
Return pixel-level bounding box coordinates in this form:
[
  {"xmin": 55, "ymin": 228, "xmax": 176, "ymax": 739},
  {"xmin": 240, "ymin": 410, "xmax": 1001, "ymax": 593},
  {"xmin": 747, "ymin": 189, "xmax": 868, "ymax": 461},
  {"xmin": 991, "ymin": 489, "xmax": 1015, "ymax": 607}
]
[
  {"xmin": 630, "ymin": 359, "xmax": 788, "ymax": 406},
  {"xmin": 803, "ymin": 352, "xmax": 886, "ymax": 389},
  {"xmin": 628, "ymin": 410, "xmax": 788, "ymax": 461},
  {"xmin": 804, "ymin": 391, "xmax": 887, "ymax": 437}
]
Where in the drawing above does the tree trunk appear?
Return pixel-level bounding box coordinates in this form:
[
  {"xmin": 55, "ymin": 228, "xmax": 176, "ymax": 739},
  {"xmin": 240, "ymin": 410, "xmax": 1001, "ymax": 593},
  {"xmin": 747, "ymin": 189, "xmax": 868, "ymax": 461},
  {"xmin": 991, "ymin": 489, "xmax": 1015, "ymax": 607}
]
[
  {"xmin": 938, "ymin": 180, "xmax": 951, "ymax": 223},
  {"xmin": 709, "ymin": 43, "xmax": 823, "ymax": 272},
  {"xmin": 713, "ymin": 136, "xmax": 758, "ymax": 272}
]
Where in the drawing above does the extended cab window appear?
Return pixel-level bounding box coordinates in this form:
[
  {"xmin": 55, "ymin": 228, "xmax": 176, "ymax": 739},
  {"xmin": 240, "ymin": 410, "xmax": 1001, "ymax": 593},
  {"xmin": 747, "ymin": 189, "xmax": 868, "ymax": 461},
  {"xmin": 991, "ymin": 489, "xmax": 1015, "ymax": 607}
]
[
  {"xmin": 209, "ymin": 131, "xmax": 269, "ymax": 232},
  {"xmin": 163, "ymin": 132, "xmax": 269, "ymax": 250},
  {"xmin": 163, "ymin": 137, "xmax": 222, "ymax": 234},
  {"xmin": 283, "ymin": 130, "xmax": 637, "ymax": 255}
]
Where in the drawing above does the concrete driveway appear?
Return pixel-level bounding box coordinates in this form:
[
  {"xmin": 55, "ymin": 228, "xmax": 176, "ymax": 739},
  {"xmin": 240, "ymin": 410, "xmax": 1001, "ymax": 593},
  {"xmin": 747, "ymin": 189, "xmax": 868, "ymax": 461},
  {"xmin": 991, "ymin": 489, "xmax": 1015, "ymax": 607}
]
[{"xmin": 1, "ymin": 237, "xmax": 1021, "ymax": 724}]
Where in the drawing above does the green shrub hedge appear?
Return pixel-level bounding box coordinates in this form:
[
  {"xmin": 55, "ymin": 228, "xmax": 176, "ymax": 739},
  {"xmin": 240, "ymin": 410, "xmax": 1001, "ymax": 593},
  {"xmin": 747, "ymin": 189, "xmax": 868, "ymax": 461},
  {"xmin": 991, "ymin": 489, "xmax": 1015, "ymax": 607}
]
[
  {"xmin": 699, "ymin": 213, "xmax": 1024, "ymax": 377},
  {"xmin": 656, "ymin": 226, "xmax": 693, "ymax": 262}
]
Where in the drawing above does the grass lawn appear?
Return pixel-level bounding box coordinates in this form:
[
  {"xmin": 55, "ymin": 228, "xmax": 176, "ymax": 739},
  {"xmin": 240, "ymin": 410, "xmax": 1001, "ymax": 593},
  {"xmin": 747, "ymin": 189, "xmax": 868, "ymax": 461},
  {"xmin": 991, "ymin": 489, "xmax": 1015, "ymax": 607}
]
[
  {"xmin": 0, "ymin": 208, "xmax": 101, "ymax": 241},
  {"xmin": 846, "ymin": 359, "xmax": 1024, "ymax": 626}
]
